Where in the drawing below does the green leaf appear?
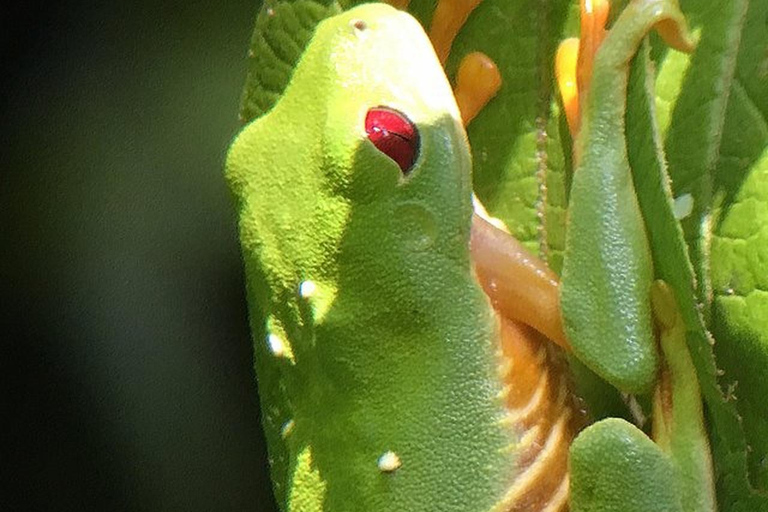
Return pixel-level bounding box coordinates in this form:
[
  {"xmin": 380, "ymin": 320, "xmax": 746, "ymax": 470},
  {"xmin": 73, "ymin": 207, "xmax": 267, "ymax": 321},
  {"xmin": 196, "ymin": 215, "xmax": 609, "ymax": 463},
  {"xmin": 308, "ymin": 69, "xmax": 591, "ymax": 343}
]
[
  {"xmin": 239, "ymin": 0, "xmax": 342, "ymax": 123},
  {"xmin": 446, "ymin": 0, "xmax": 571, "ymax": 253},
  {"xmin": 660, "ymin": 0, "xmax": 748, "ymax": 311},
  {"xmin": 709, "ymin": 0, "xmax": 768, "ymax": 500},
  {"xmin": 631, "ymin": 0, "xmax": 768, "ymax": 507},
  {"xmin": 626, "ymin": 38, "xmax": 766, "ymax": 512}
]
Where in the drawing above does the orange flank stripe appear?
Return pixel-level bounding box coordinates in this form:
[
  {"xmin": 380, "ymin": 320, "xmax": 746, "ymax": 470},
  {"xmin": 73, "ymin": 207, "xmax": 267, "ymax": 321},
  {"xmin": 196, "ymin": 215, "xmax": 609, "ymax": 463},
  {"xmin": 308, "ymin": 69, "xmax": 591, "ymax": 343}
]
[
  {"xmin": 454, "ymin": 52, "xmax": 502, "ymax": 126},
  {"xmin": 470, "ymin": 219, "xmax": 583, "ymax": 511},
  {"xmin": 492, "ymin": 318, "xmax": 582, "ymax": 512}
]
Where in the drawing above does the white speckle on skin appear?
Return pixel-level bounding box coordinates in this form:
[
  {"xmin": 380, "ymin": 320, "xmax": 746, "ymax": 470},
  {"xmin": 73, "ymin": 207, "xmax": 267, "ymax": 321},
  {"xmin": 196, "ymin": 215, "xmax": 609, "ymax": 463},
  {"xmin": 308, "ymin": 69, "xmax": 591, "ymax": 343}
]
[
  {"xmin": 267, "ymin": 333, "xmax": 286, "ymax": 357},
  {"xmin": 299, "ymin": 280, "xmax": 317, "ymax": 298},
  {"xmin": 377, "ymin": 451, "xmax": 402, "ymax": 473},
  {"xmin": 673, "ymin": 193, "xmax": 694, "ymax": 220}
]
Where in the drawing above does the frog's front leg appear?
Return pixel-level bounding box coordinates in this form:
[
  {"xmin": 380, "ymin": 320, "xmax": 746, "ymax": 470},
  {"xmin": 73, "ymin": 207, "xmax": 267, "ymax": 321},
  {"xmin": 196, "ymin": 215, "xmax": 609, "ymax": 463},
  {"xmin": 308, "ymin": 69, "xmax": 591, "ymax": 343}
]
[
  {"xmin": 554, "ymin": 2, "xmax": 713, "ymax": 508},
  {"xmin": 569, "ymin": 417, "xmax": 684, "ymax": 512},
  {"xmin": 558, "ymin": 0, "xmax": 695, "ymax": 395},
  {"xmin": 471, "ymin": 214, "xmax": 567, "ymax": 349}
]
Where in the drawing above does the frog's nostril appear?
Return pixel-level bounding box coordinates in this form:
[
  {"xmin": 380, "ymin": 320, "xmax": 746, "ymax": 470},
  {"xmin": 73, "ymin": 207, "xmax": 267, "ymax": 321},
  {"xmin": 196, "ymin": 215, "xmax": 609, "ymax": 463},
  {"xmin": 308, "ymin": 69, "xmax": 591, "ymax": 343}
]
[{"xmin": 365, "ymin": 107, "xmax": 420, "ymax": 174}]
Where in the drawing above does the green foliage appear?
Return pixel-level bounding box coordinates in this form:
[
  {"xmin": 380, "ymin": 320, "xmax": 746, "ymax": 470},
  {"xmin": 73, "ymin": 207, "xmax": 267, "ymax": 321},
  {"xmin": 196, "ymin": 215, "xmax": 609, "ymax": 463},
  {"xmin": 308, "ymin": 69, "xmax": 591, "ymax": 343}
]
[
  {"xmin": 235, "ymin": 0, "xmax": 768, "ymax": 509},
  {"xmin": 709, "ymin": 0, "xmax": 768, "ymax": 499},
  {"xmin": 239, "ymin": 0, "xmax": 342, "ymax": 122},
  {"xmin": 446, "ymin": 0, "xmax": 570, "ymax": 253}
]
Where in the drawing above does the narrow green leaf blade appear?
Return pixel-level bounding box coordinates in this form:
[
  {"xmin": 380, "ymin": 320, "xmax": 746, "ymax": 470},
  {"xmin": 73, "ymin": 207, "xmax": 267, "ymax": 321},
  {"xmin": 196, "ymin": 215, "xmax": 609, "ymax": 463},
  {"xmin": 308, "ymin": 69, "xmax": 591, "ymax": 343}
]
[
  {"xmin": 710, "ymin": 0, "xmax": 768, "ymax": 499},
  {"xmin": 239, "ymin": 0, "xmax": 342, "ymax": 123}
]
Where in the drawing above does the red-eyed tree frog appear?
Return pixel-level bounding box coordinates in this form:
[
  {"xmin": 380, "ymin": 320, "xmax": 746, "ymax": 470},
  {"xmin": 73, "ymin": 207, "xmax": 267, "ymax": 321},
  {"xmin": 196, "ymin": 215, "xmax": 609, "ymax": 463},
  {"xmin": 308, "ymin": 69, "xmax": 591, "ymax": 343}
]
[{"xmin": 225, "ymin": 2, "xmax": 716, "ymax": 511}]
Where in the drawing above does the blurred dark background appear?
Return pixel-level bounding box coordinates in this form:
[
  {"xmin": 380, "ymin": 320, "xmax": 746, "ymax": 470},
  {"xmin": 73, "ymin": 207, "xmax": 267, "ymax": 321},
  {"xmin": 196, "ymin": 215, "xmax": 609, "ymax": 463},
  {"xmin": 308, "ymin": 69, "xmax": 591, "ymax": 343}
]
[{"xmin": 2, "ymin": 1, "xmax": 279, "ymax": 510}]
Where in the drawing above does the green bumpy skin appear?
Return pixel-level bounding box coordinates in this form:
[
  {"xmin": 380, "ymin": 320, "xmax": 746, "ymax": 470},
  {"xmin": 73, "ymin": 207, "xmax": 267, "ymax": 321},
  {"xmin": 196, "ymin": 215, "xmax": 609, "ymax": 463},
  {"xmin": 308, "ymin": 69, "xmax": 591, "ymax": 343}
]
[
  {"xmin": 226, "ymin": 4, "xmax": 515, "ymax": 511},
  {"xmin": 560, "ymin": 0, "xmax": 693, "ymax": 395},
  {"xmin": 570, "ymin": 417, "xmax": 684, "ymax": 512}
]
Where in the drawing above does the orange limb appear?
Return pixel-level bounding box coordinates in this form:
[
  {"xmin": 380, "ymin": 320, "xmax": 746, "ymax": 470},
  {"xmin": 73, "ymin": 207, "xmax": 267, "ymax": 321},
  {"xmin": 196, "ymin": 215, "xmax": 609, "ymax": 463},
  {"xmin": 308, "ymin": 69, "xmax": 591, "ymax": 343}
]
[
  {"xmin": 454, "ymin": 52, "xmax": 502, "ymax": 126},
  {"xmin": 576, "ymin": 0, "xmax": 610, "ymax": 115},
  {"xmin": 555, "ymin": 0, "xmax": 610, "ymax": 141},
  {"xmin": 555, "ymin": 38, "xmax": 580, "ymax": 138},
  {"xmin": 429, "ymin": 0, "xmax": 484, "ymax": 65},
  {"xmin": 470, "ymin": 214, "xmax": 569, "ymax": 350}
]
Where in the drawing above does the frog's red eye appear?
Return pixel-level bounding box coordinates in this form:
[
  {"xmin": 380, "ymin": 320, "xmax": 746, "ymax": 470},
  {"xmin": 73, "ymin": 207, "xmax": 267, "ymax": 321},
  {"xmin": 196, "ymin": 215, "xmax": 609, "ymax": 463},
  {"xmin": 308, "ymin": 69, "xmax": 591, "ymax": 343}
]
[{"xmin": 365, "ymin": 107, "xmax": 420, "ymax": 174}]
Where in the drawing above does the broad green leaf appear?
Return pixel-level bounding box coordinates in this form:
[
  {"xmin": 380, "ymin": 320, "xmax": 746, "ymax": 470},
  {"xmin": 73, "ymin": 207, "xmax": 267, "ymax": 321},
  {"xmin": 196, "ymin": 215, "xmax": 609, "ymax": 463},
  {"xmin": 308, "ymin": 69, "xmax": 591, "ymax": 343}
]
[
  {"xmin": 647, "ymin": 0, "xmax": 768, "ymax": 507},
  {"xmin": 710, "ymin": 0, "xmax": 768, "ymax": 501},
  {"xmin": 446, "ymin": 0, "xmax": 571, "ymax": 253},
  {"xmin": 661, "ymin": 0, "xmax": 748, "ymax": 311},
  {"xmin": 626, "ymin": 38, "xmax": 767, "ymax": 512}
]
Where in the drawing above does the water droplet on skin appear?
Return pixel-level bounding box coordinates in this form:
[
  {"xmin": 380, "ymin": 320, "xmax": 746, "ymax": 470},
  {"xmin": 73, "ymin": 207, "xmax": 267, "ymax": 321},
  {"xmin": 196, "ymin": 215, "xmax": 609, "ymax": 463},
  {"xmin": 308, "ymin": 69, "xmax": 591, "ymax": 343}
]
[
  {"xmin": 267, "ymin": 333, "xmax": 286, "ymax": 357},
  {"xmin": 299, "ymin": 280, "xmax": 317, "ymax": 298},
  {"xmin": 377, "ymin": 451, "xmax": 402, "ymax": 472},
  {"xmin": 673, "ymin": 193, "xmax": 694, "ymax": 220}
]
